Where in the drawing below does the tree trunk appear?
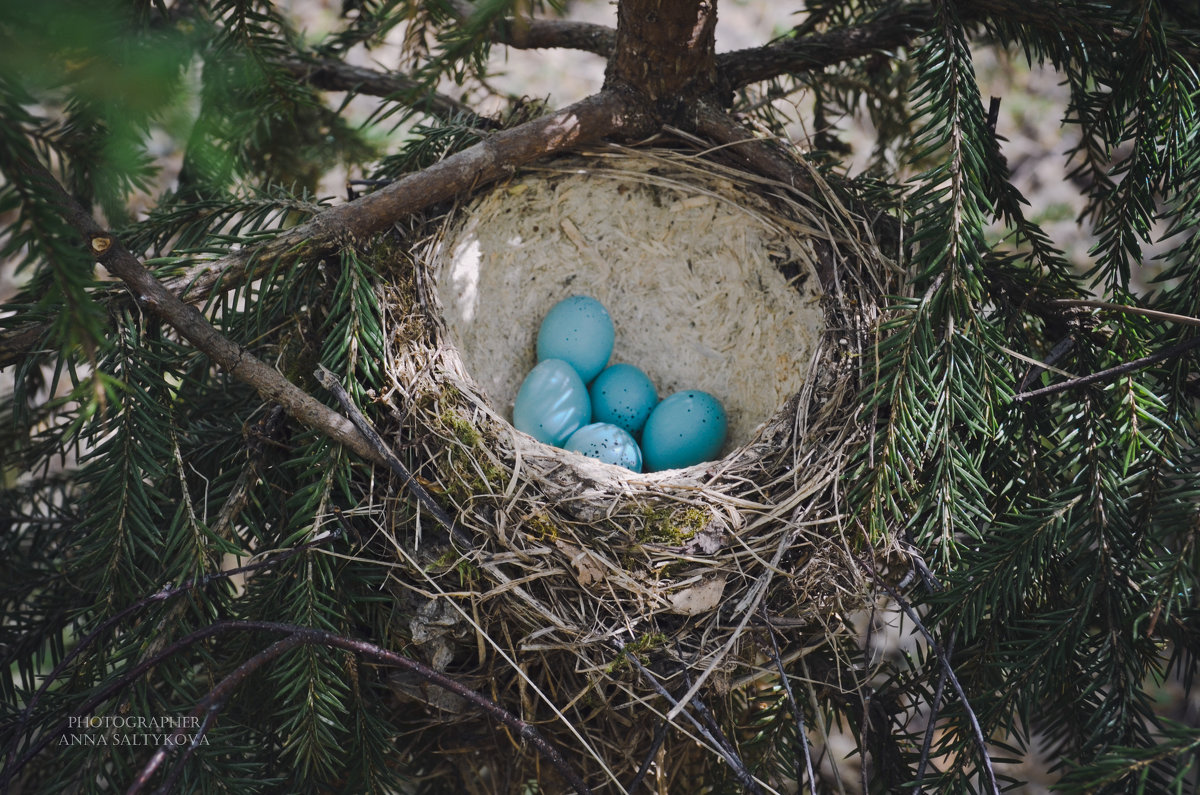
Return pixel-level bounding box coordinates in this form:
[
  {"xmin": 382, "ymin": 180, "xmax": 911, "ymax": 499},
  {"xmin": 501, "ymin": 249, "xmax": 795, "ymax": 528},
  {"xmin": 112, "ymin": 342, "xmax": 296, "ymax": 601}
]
[{"xmin": 605, "ymin": 0, "xmax": 719, "ymax": 123}]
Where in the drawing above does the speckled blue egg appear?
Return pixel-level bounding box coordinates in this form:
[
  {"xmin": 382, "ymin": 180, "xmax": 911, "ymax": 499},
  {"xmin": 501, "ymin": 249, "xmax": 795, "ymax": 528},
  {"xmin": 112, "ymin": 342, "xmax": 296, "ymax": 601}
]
[
  {"xmin": 512, "ymin": 359, "xmax": 591, "ymax": 446},
  {"xmin": 536, "ymin": 296, "xmax": 615, "ymax": 383},
  {"xmin": 589, "ymin": 363, "xmax": 658, "ymax": 436},
  {"xmin": 641, "ymin": 390, "xmax": 728, "ymax": 472},
  {"xmin": 564, "ymin": 423, "xmax": 643, "ymax": 472}
]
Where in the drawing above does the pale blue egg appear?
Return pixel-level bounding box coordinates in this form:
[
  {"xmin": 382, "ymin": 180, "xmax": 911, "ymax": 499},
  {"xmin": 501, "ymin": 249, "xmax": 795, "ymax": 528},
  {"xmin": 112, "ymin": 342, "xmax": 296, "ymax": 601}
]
[
  {"xmin": 589, "ymin": 363, "xmax": 658, "ymax": 436},
  {"xmin": 564, "ymin": 423, "xmax": 643, "ymax": 472},
  {"xmin": 641, "ymin": 390, "xmax": 727, "ymax": 472},
  {"xmin": 512, "ymin": 359, "xmax": 591, "ymax": 446},
  {"xmin": 536, "ymin": 296, "xmax": 614, "ymax": 383}
]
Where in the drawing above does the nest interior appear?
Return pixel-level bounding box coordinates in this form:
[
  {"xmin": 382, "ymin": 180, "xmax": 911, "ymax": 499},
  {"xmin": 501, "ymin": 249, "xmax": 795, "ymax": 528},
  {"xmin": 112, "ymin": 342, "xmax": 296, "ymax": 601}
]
[
  {"xmin": 377, "ymin": 146, "xmax": 901, "ymax": 791},
  {"xmin": 438, "ymin": 152, "xmax": 826, "ymax": 452}
]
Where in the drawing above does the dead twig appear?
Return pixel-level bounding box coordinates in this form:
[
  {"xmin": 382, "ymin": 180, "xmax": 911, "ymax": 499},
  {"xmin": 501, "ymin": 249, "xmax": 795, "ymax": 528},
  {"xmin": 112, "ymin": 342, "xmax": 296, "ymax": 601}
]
[
  {"xmin": 315, "ymin": 365, "xmax": 473, "ymax": 549},
  {"xmin": 1013, "ymin": 336, "xmax": 1200, "ymax": 402},
  {"xmin": 761, "ymin": 603, "xmax": 817, "ymax": 794}
]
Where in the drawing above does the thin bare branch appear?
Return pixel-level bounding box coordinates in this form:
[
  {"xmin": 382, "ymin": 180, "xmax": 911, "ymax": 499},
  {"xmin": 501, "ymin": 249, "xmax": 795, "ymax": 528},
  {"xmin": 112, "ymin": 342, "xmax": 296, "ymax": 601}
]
[
  {"xmin": 281, "ymin": 56, "xmax": 495, "ymax": 125},
  {"xmin": 450, "ymin": 0, "xmax": 615, "ymax": 56},
  {"xmin": 861, "ymin": 562, "xmax": 1000, "ymax": 795},
  {"xmin": 717, "ymin": 6, "xmax": 930, "ymax": 90},
  {"xmin": 1013, "ymin": 335, "xmax": 1200, "ymax": 402},
  {"xmin": 126, "ymin": 622, "xmax": 596, "ymax": 795},
  {"xmin": 609, "ymin": 637, "xmax": 765, "ymax": 795},
  {"xmin": 1049, "ymin": 298, "xmax": 1200, "ymax": 328},
  {"xmin": 761, "ymin": 604, "xmax": 817, "ymax": 795},
  {"xmin": 501, "ymin": 18, "xmax": 615, "ymax": 56},
  {"xmin": 126, "ymin": 633, "xmax": 310, "ymax": 795}
]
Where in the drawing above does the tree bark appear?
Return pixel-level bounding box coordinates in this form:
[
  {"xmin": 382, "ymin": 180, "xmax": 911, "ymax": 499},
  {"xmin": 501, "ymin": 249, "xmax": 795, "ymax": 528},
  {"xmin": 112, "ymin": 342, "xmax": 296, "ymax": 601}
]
[{"xmin": 605, "ymin": 0, "xmax": 719, "ymax": 121}]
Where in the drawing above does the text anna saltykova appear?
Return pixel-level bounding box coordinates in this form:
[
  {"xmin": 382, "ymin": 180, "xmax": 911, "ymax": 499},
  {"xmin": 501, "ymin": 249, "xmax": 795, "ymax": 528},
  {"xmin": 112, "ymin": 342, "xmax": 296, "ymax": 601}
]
[{"xmin": 60, "ymin": 715, "xmax": 209, "ymax": 747}]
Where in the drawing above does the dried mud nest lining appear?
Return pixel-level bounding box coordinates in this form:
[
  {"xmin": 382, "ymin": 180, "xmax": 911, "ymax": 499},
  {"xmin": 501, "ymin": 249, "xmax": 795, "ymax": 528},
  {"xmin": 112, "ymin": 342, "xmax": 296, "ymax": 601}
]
[{"xmin": 378, "ymin": 145, "xmax": 900, "ymax": 789}]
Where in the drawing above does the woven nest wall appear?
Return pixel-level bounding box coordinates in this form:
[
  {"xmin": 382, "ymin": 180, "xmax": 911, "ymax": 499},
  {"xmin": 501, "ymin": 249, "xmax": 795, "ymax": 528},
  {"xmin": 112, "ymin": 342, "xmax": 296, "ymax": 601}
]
[{"xmin": 377, "ymin": 146, "xmax": 901, "ymax": 792}]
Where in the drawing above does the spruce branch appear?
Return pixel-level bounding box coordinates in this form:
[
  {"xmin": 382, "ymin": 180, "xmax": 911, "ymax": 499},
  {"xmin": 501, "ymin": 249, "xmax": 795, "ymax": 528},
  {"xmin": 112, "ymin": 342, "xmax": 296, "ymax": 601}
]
[
  {"xmin": 0, "ymin": 538, "xmax": 339, "ymax": 788},
  {"xmin": 715, "ymin": 0, "xmax": 1200, "ymax": 92},
  {"xmin": 1, "ymin": 144, "xmax": 380, "ymax": 461},
  {"xmin": 0, "ymin": 89, "xmax": 632, "ymax": 381}
]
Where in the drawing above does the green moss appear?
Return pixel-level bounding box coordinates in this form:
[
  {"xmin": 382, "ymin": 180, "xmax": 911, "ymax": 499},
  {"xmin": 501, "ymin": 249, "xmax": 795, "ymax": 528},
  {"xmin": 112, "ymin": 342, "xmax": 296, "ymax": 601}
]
[
  {"xmin": 440, "ymin": 408, "xmax": 481, "ymax": 447},
  {"xmin": 427, "ymin": 547, "xmax": 481, "ymax": 587},
  {"xmin": 436, "ymin": 405, "xmax": 508, "ymax": 502},
  {"xmin": 524, "ymin": 513, "xmax": 559, "ymax": 542},
  {"xmin": 604, "ymin": 632, "xmax": 668, "ymax": 675},
  {"xmin": 637, "ymin": 506, "xmax": 708, "ymax": 545}
]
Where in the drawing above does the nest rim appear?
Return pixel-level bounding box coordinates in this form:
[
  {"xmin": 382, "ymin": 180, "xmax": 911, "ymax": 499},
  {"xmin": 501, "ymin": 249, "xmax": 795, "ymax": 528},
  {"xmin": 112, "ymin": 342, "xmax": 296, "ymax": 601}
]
[{"xmin": 373, "ymin": 141, "xmax": 904, "ymax": 790}]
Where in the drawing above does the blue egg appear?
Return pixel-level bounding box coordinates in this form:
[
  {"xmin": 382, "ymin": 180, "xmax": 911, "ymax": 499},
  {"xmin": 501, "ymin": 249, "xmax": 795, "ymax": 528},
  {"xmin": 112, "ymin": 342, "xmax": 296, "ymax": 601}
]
[
  {"xmin": 641, "ymin": 390, "xmax": 728, "ymax": 472},
  {"xmin": 564, "ymin": 423, "xmax": 643, "ymax": 472},
  {"xmin": 590, "ymin": 363, "xmax": 658, "ymax": 437},
  {"xmin": 512, "ymin": 359, "xmax": 591, "ymax": 446},
  {"xmin": 536, "ymin": 296, "xmax": 614, "ymax": 383}
]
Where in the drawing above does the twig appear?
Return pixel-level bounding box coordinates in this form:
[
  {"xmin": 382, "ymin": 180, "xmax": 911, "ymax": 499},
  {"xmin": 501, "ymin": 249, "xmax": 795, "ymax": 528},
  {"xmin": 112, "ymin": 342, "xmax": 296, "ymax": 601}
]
[
  {"xmin": 1013, "ymin": 336, "xmax": 1200, "ymax": 402},
  {"xmin": 314, "ymin": 366, "xmax": 473, "ymax": 549},
  {"xmin": 860, "ymin": 600, "xmax": 877, "ymax": 795},
  {"xmin": 858, "ymin": 561, "xmax": 1000, "ymax": 795},
  {"xmin": 127, "ymin": 634, "xmax": 309, "ymax": 795},
  {"xmin": 760, "ymin": 604, "xmax": 817, "ymax": 795},
  {"xmin": 1048, "ymin": 298, "xmax": 1200, "ymax": 328},
  {"xmin": 5, "ymin": 622, "xmax": 250, "ymax": 786},
  {"xmin": 282, "ymin": 56, "xmax": 495, "ymax": 126},
  {"xmin": 674, "ymin": 640, "xmax": 741, "ymax": 775},
  {"xmin": 914, "ymin": 632, "xmax": 956, "ymax": 792},
  {"xmin": 625, "ymin": 718, "xmax": 670, "ymax": 793},
  {"xmin": 609, "ymin": 638, "xmax": 765, "ymax": 795},
  {"xmin": 905, "ymin": 547, "xmax": 957, "ymax": 791},
  {"xmin": 1016, "ymin": 335, "xmax": 1075, "ymax": 391},
  {"xmin": 150, "ymin": 709, "xmax": 216, "ymax": 795}
]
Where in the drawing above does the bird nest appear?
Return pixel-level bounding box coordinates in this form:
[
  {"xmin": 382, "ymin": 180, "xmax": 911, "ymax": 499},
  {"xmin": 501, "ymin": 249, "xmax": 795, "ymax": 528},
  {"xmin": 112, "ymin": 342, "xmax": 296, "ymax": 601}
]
[{"xmin": 375, "ymin": 145, "xmax": 901, "ymax": 791}]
